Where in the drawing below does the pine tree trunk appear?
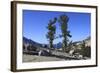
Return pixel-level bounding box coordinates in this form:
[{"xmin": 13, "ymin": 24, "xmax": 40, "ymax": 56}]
[{"xmin": 50, "ymin": 40, "xmax": 53, "ymax": 49}]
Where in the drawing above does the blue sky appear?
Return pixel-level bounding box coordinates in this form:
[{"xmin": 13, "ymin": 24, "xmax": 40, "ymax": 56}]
[{"xmin": 23, "ymin": 10, "xmax": 91, "ymax": 44}]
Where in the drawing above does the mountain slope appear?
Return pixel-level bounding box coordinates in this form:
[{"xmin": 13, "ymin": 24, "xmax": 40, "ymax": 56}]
[{"xmin": 23, "ymin": 37, "xmax": 42, "ymax": 47}]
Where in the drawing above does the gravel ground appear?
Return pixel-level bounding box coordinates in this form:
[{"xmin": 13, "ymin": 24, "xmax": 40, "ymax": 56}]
[{"xmin": 23, "ymin": 54, "xmax": 66, "ymax": 62}]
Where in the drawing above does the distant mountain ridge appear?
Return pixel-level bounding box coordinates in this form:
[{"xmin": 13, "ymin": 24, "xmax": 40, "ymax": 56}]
[
  {"xmin": 23, "ymin": 36, "xmax": 90, "ymax": 49},
  {"xmin": 23, "ymin": 37, "xmax": 42, "ymax": 47},
  {"xmin": 23, "ymin": 37, "xmax": 62, "ymax": 49},
  {"xmin": 54, "ymin": 42, "xmax": 62, "ymax": 49}
]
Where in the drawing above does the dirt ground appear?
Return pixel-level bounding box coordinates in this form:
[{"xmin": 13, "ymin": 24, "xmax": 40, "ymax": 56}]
[{"xmin": 23, "ymin": 54, "xmax": 66, "ymax": 62}]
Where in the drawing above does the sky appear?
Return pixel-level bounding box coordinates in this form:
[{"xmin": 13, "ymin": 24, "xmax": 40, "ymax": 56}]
[{"xmin": 23, "ymin": 10, "xmax": 91, "ymax": 44}]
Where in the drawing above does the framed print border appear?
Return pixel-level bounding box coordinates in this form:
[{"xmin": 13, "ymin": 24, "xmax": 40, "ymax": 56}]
[{"xmin": 11, "ymin": 1, "xmax": 98, "ymax": 72}]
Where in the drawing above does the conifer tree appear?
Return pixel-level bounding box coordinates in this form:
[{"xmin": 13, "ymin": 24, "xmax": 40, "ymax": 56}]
[
  {"xmin": 58, "ymin": 14, "xmax": 72, "ymax": 52},
  {"xmin": 46, "ymin": 17, "xmax": 57, "ymax": 49}
]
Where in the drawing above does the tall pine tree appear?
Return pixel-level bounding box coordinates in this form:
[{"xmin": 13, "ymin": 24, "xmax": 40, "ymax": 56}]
[
  {"xmin": 58, "ymin": 14, "xmax": 72, "ymax": 52},
  {"xmin": 46, "ymin": 17, "xmax": 57, "ymax": 49}
]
